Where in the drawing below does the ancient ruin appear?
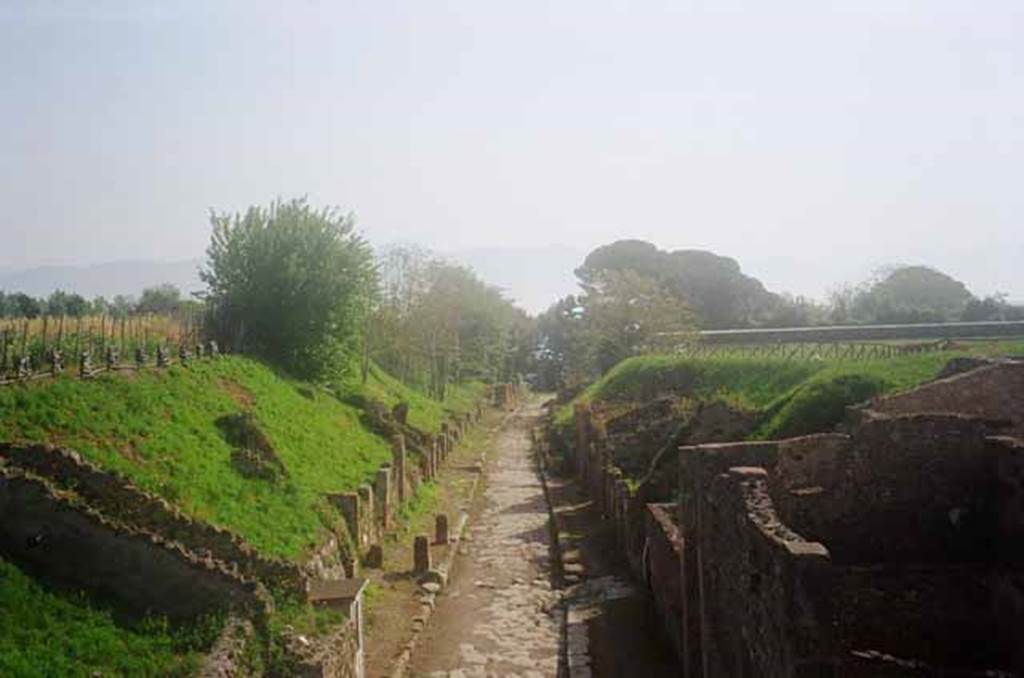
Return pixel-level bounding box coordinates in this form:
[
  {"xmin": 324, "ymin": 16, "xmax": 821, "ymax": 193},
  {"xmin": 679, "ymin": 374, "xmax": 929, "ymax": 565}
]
[{"xmin": 556, "ymin": 358, "xmax": 1024, "ymax": 677}]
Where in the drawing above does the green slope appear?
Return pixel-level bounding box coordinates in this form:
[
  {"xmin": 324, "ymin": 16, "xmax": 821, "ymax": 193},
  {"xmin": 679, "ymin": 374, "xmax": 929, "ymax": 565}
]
[
  {"xmin": 0, "ymin": 356, "xmax": 485, "ymax": 560},
  {"xmin": 559, "ymin": 339, "xmax": 1024, "ymax": 441},
  {"xmin": 0, "ymin": 558, "xmax": 203, "ymax": 678}
]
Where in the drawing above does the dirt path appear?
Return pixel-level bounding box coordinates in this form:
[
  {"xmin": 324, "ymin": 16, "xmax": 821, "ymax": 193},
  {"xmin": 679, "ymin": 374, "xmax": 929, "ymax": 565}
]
[{"xmin": 407, "ymin": 399, "xmax": 561, "ymax": 678}]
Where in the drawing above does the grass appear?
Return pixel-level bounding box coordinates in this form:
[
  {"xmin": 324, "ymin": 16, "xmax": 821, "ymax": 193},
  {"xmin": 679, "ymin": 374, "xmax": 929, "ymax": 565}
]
[
  {"xmin": 559, "ymin": 339, "xmax": 1024, "ymax": 441},
  {"xmin": 0, "ymin": 558, "xmax": 204, "ymax": 678},
  {"xmin": 0, "ymin": 356, "xmax": 486, "ymax": 560}
]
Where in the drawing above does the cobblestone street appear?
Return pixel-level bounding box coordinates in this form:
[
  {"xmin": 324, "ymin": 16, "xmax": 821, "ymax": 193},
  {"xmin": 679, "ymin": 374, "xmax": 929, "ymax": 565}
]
[{"xmin": 408, "ymin": 401, "xmax": 562, "ymax": 678}]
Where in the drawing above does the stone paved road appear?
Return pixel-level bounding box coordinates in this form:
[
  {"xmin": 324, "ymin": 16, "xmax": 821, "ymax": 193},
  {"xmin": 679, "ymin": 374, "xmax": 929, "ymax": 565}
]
[{"xmin": 408, "ymin": 401, "xmax": 562, "ymax": 678}]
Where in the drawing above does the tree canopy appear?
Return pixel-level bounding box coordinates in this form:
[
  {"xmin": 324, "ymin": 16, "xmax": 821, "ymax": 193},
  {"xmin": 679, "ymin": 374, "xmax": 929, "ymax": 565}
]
[{"xmin": 201, "ymin": 198, "xmax": 376, "ymax": 381}]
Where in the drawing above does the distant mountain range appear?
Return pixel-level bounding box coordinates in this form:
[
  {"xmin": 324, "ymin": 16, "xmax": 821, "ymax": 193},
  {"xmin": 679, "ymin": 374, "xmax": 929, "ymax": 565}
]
[
  {"xmin": 0, "ymin": 260, "xmax": 204, "ymax": 300},
  {"xmin": 0, "ymin": 246, "xmax": 587, "ymax": 313}
]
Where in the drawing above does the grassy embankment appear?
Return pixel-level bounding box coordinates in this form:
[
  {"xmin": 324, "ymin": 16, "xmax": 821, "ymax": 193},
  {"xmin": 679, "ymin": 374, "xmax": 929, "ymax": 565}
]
[
  {"xmin": 558, "ymin": 339, "xmax": 1024, "ymax": 441},
  {"xmin": 0, "ymin": 557, "xmax": 205, "ymax": 677},
  {"xmin": 0, "ymin": 355, "xmax": 487, "ymax": 673}
]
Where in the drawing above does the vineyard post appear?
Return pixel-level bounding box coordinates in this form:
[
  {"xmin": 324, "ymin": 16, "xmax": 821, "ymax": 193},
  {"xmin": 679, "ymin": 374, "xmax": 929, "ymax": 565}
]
[
  {"xmin": 20, "ymin": 319, "xmax": 29, "ymax": 366},
  {"xmin": 41, "ymin": 315, "xmax": 49, "ymax": 361}
]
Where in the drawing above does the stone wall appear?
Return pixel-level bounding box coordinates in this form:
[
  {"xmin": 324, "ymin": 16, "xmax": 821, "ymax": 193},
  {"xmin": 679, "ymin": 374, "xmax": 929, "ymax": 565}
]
[
  {"xmin": 698, "ymin": 467, "xmax": 833, "ymax": 678},
  {"xmin": 278, "ymin": 617, "xmax": 363, "ymax": 678},
  {"xmin": 0, "ymin": 442, "xmax": 304, "ymax": 593},
  {"xmin": 863, "ymin": 360, "xmax": 1024, "ymax": 436},
  {"xmin": 676, "ymin": 411, "xmax": 1024, "ymax": 676},
  {"xmin": 773, "ymin": 415, "xmax": 1000, "ymax": 565},
  {"xmin": 0, "ymin": 466, "xmax": 268, "ymax": 622},
  {"xmin": 644, "ymin": 504, "xmax": 685, "ymax": 664}
]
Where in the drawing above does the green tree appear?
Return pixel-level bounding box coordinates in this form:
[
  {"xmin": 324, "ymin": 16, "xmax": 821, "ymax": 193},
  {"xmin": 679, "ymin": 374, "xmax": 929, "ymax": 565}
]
[
  {"xmin": 8, "ymin": 293, "xmax": 42, "ymax": 318},
  {"xmin": 135, "ymin": 284, "xmax": 183, "ymax": 315},
  {"xmin": 849, "ymin": 265, "xmax": 973, "ymax": 323},
  {"xmin": 201, "ymin": 198, "xmax": 376, "ymax": 380}
]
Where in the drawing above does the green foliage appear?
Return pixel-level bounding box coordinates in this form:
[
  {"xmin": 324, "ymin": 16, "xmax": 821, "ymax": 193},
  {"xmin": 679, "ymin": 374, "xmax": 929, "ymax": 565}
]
[
  {"xmin": 841, "ymin": 265, "xmax": 976, "ymax": 324},
  {"xmin": 136, "ymin": 283, "xmax": 184, "ymax": 315},
  {"xmin": 560, "ymin": 341, "xmax": 1024, "ymax": 441},
  {"xmin": 0, "ymin": 558, "xmax": 201, "ymax": 677},
  {"xmin": 202, "ymin": 198, "xmax": 377, "ymax": 381},
  {"xmin": 576, "ymin": 239, "xmax": 788, "ymax": 329},
  {"xmin": 0, "ymin": 356, "xmax": 483, "ymax": 559},
  {"xmin": 370, "ymin": 246, "xmax": 527, "ymax": 397}
]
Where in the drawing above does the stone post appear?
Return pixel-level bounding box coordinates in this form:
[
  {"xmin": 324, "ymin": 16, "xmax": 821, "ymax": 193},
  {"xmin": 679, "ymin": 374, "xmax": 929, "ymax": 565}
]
[
  {"xmin": 358, "ymin": 484, "xmax": 374, "ymax": 543},
  {"xmin": 392, "ymin": 435, "xmax": 406, "ymax": 504},
  {"xmin": 435, "ymin": 514, "xmax": 449, "ymax": 545},
  {"xmin": 375, "ymin": 465, "xmax": 391, "ymax": 530},
  {"xmin": 413, "ymin": 535, "xmax": 431, "ymax": 574},
  {"xmin": 334, "ymin": 493, "xmax": 361, "ymax": 547}
]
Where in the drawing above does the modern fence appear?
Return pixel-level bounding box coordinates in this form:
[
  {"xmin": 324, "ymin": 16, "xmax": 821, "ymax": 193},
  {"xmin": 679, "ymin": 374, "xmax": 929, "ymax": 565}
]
[{"xmin": 0, "ymin": 312, "xmax": 212, "ymax": 385}]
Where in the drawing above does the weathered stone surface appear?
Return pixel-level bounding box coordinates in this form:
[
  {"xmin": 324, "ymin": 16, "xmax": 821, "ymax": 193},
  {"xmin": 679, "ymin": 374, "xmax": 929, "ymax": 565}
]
[
  {"xmin": 435, "ymin": 513, "xmax": 449, "ymax": 545},
  {"xmin": 0, "ymin": 467, "xmax": 268, "ymax": 622},
  {"xmin": 414, "ymin": 535, "xmax": 431, "ymax": 574},
  {"xmin": 0, "ymin": 442, "xmax": 303, "ymax": 593}
]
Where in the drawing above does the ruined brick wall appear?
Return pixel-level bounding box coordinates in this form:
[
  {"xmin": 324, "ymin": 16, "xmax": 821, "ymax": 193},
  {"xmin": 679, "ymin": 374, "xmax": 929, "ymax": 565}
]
[
  {"xmin": 278, "ymin": 617, "xmax": 362, "ymax": 678},
  {"xmin": 865, "ymin": 361, "xmax": 1024, "ymax": 436},
  {"xmin": 0, "ymin": 467, "xmax": 267, "ymax": 622},
  {"xmin": 835, "ymin": 564, "xmax": 1012, "ymax": 671},
  {"xmin": 775, "ymin": 415, "xmax": 1000, "ymax": 565},
  {"xmin": 644, "ymin": 504, "xmax": 685, "ymax": 665},
  {"xmin": 0, "ymin": 442, "xmax": 304, "ymax": 593},
  {"xmin": 697, "ymin": 467, "xmax": 833, "ymax": 678}
]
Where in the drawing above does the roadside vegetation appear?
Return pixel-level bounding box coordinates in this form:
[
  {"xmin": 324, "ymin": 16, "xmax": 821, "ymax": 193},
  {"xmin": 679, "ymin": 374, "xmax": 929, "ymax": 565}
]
[
  {"xmin": 558, "ymin": 339, "xmax": 1024, "ymax": 441},
  {"xmin": 0, "ymin": 558, "xmax": 204, "ymax": 677},
  {"xmin": 0, "ymin": 355, "xmax": 483, "ymax": 560}
]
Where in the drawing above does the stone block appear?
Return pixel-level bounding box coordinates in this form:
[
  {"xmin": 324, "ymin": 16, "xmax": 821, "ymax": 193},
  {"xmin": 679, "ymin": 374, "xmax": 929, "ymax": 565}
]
[
  {"xmin": 435, "ymin": 514, "xmax": 449, "ymax": 545},
  {"xmin": 414, "ymin": 535, "xmax": 431, "ymax": 574}
]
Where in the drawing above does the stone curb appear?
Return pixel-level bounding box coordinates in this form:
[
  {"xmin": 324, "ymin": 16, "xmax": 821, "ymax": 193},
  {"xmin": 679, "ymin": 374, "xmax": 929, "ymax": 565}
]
[
  {"xmin": 388, "ymin": 408, "xmax": 516, "ymax": 678},
  {"xmin": 534, "ymin": 429, "xmax": 592, "ymax": 678}
]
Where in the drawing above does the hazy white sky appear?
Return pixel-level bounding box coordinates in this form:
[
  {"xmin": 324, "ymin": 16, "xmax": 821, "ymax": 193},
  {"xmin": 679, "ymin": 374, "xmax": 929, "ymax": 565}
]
[{"xmin": 1, "ymin": 1, "xmax": 1022, "ymax": 302}]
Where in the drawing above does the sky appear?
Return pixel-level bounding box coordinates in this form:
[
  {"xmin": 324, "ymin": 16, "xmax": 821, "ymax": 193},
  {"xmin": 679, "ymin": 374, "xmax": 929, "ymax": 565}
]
[{"xmin": 1, "ymin": 0, "xmax": 1022, "ymax": 307}]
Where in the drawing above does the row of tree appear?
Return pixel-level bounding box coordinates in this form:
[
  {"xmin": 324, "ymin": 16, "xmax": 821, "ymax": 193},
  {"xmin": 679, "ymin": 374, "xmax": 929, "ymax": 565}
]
[
  {"xmin": 200, "ymin": 199, "xmax": 529, "ymax": 393},
  {"xmin": 533, "ymin": 240, "xmax": 1023, "ymax": 393},
  {"xmin": 0, "ymin": 284, "xmax": 190, "ymax": 319}
]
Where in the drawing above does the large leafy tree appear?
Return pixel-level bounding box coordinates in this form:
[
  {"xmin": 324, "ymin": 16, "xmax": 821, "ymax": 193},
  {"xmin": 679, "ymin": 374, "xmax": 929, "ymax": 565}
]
[
  {"xmin": 576, "ymin": 240, "xmax": 786, "ymax": 329},
  {"xmin": 369, "ymin": 246, "xmax": 526, "ymax": 397},
  {"xmin": 849, "ymin": 265, "xmax": 974, "ymax": 323},
  {"xmin": 201, "ymin": 198, "xmax": 376, "ymax": 380},
  {"xmin": 135, "ymin": 284, "xmax": 183, "ymax": 315}
]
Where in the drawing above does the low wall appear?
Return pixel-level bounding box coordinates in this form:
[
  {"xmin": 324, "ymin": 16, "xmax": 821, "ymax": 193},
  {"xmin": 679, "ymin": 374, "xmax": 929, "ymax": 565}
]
[
  {"xmin": 866, "ymin": 361, "xmax": 1024, "ymax": 437},
  {"xmin": 278, "ymin": 618, "xmax": 363, "ymax": 678},
  {"xmin": 775, "ymin": 414, "xmax": 1000, "ymax": 565},
  {"xmin": 699, "ymin": 467, "xmax": 833, "ymax": 678},
  {"xmin": 0, "ymin": 442, "xmax": 304, "ymax": 593},
  {"xmin": 0, "ymin": 467, "xmax": 267, "ymax": 622},
  {"xmin": 644, "ymin": 504, "xmax": 685, "ymax": 664}
]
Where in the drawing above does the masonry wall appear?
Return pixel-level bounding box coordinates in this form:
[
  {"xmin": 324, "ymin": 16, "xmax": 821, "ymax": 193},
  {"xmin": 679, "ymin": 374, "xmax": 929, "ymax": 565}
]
[
  {"xmin": 0, "ymin": 442, "xmax": 304, "ymax": 593},
  {"xmin": 644, "ymin": 504, "xmax": 685, "ymax": 664},
  {"xmin": 0, "ymin": 467, "xmax": 266, "ymax": 621},
  {"xmin": 698, "ymin": 467, "xmax": 834, "ymax": 678},
  {"xmin": 773, "ymin": 415, "xmax": 1000, "ymax": 565},
  {"xmin": 865, "ymin": 361, "xmax": 1024, "ymax": 437}
]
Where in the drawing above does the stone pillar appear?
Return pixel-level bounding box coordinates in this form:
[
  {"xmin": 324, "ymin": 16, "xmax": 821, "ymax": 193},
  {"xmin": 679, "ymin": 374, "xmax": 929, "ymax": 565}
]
[
  {"xmin": 413, "ymin": 535, "xmax": 431, "ymax": 574},
  {"xmin": 392, "ymin": 435, "xmax": 406, "ymax": 504},
  {"xmin": 365, "ymin": 544, "xmax": 383, "ymax": 569},
  {"xmin": 358, "ymin": 484, "xmax": 374, "ymax": 543},
  {"xmin": 375, "ymin": 465, "xmax": 391, "ymax": 530},
  {"xmin": 435, "ymin": 514, "xmax": 449, "ymax": 545},
  {"xmin": 333, "ymin": 493, "xmax": 361, "ymax": 547}
]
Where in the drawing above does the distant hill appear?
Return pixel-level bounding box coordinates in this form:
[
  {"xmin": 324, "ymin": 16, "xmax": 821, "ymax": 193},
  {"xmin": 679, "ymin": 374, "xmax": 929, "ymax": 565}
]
[
  {"xmin": 1, "ymin": 246, "xmax": 585, "ymax": 314},
  {"xmin": 443, "ymin": 244, "xmax": 586, "ymax": 314},
  {"xmin": 0, "ymin": 260, "xmax": 203, "ymax": 300}
]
